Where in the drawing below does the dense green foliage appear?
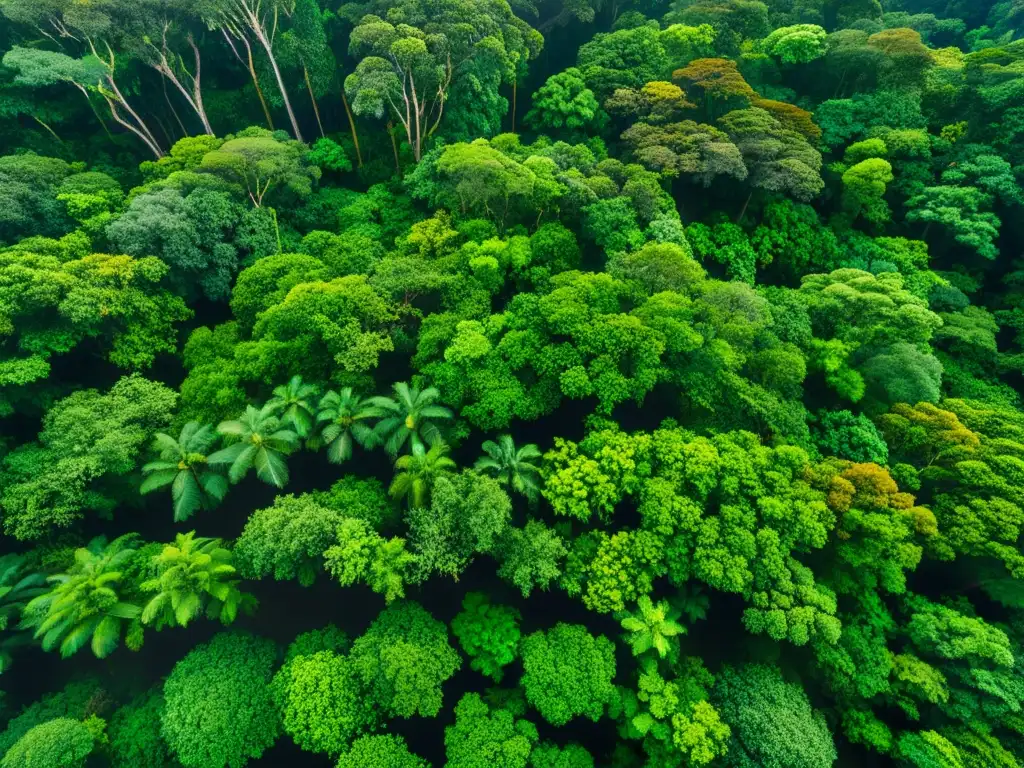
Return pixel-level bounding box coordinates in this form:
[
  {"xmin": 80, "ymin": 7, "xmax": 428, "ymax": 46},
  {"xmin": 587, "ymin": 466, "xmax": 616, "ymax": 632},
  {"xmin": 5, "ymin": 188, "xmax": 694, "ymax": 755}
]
[{"xmin": 1, "ymin": 0, "xmax": 1024, "ymax": 765}]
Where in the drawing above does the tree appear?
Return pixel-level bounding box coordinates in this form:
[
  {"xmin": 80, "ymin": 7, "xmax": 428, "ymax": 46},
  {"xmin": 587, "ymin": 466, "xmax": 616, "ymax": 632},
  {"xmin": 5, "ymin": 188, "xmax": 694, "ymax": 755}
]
[
  {"xmin": 605, "ymin": 81, "xmax": 697, "ymax": 125},
  {"xmin": 229, "ymin": 251, "xmax": 329, "ymax": 331},
  {"xmin": 161, "ymin": 632, "xmax": 279, "ymax": 768},
  {"xmin": 867, "ymin": 28, "xmax": 935, "ymax": 89},
  {"xmin": 345, "ymin": 0, "xmax": 542, "ymax": 160},
  {"xmin": 496, "ymin": 520, "xmax": 567, "ymax": 598},
  {"xmin": 314, "ymin": 475, "xmax": 398, "ymax": 530},
  {"xmin": 279, "ymin": 0, "xmax": 336, "ymax": 139},
  {"xmin": 906, "ymin": 186, "xmax": 1001, "ymax": 261},
  {"xmin": 267, "ymin": 374, "xmax": 319, "ymax": 438},
  {"xmin": 520, "ymin": 623, "xmax": 617, "ymax": 726},
  {"xmin": 199, "ymin": 129, "xmax": 320, "ymax": 207},
  {"xmin": 750, "ymin": 198, "xmax": 840, "ymax": 277},
  {"xmin": 2, "ymin": 46, "xmax": 164, "ymax": 158},
  {"xmin": 668, "ymin": 0, "xmax": 771, "ymax": 54},
  {"xmin": 661, "ymin": 22, "xmax": 718, "ymax": 67},
  {"xmin": 140, "ymin": 422, "xmax": 229, "ymax": 523},
  {"xmin": 336, "ymin": 735, "xmax": 429, "ymax": 768},
  {"xmin": 21, "ymin": 535, "xmax": 142, "ymax": 659},
  {"xmin": 0, "ymin": 554, "xmax": 46, "ymax": 675},
  {"xmin": 406, "ymin": 470, "xmax": 512, "ymax": 580},
  {"xmin": 798, "ymin": 269, "xmax": 942, "ymax": 405},
  {"xmin": 713, "ymin": 664, "xmax": 836, "ymax": 768},
  {"xmin": 608, "ymin": 241, "xmax": 706, "ymax": 294},
  {"xmin": 209, "ymin": 403, "xmax": 300, "ymax": 488},
  {"xmin": 0, "ymin": 718, "xmax": 96, "ymax": 768},
  {"xmin": 672, "ymin": 58, "xmax": 756, "ymax": 118},
  {"xmin": 0, "ymin": 680, "xmax": 100, "ymax": 758},
  {"xmin": 941, "ymin": 151, "xmax": 1024, "ymax": 208},
  {"xmin": 348, "ymin": 601, "xmax": 461, "ymax": 719},
  {"xmin": 617, "ymin": 595, "xmax": 685, "ymax": 659},
  {"xmin": 0, "ymin": 251, "xmax": 189, "ymax": 417},
  {"xmin": 451, "ymin": 592, "xmax": 521, "ymax": 682},
  {"xmin": 235, "ymin": 494, "xmax": 345, "ymax": 586},
  {"xmin": 107, "ymin": 691, "xmax": 172, "ymax": 768},
  {"xmin": 576, "ymin": 24, "xmax": 671, "ymax": 100},
  {"xmin": 1, "ymin": 47, "xmax": 113, "ymax": 149},
  {"xmin": 859, "ymin": 342, "xmax": 943, "ymax": 407},
  {"xmin": 315, "ymin": 388, "xmax": 380, "ymax": 464},
  {"xmin": 718, "ymin": 107, "xmax": 824, "ymax": 211},
  {"xmin": 529, "ymin": 743, "xmax": 596, "ymax": 768},
  {"xmin": 812, "ymin": 410, "xmax": 889, "ymax": 465},
  {"xmin": 201, "ymin": 0, "xmax": 305, "ymax": 139},
  {"xmin": 141, "ymin": 532, "xmax": 256, "ymax": 630},
  {"xmin": 610, "ymin": 654, "xmax": 727, "ymax": 767},
  {"xmin": 474, "ymin": 435, "xmax": 543, "ymax": 502},
  {"xmin": 621, "ymin": 120, "xmax": 747, "ymax": 185},
  {"xmin": 526, "ymin": 68, "xmax": 606, "ymax": 139},
  {"xmin": 390, "ymin": 442, "xmax": 457, "ymax": 508},
  {"xmin": 271, "ymin": 650, "xmax": 376, "ymax": 756},
  {"xmin": 760, "ymin": 24, "xmax": 828, "ymax": 64},
  {"xmin": 371, "ymin": 382, "xmax": 454, "ymax": 457},
  {"xmin": 406, "ymin": 140, "xmax": 553, "ymax": 231},
  {"xmin": 687, "ymin": 219, "xmax": 758, "ymax": 283},
  {"xmin": 324, "ymin": 518, "xmax": 416, "ymax": 603},
  {"xmin": 445, "ymin": 693, "xmax": 538, "ymax": 768},
  {"xmin": 842, "ymin": 158, "xmax": 895, "ymax": 225},
  {"xmin": 106, "ymin": 187, "xmax": 248, "ymax": 302},
  {"xmin": 235, "ymin": 275, "xmax": 397, "ymax": 387}
]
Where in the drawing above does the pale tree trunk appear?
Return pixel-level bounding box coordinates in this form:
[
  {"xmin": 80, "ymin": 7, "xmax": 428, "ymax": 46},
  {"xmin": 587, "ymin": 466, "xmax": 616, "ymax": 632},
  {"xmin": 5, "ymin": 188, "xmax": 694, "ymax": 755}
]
[
  {"xmin": 737, "ymin": 190, "xmax": 753, "ymax": 224},
  {"xmin": 103, "ymin": 93, "xmax": 165, "ymax": 158},
  {"xmin": 387, "ymin": 121, "xmax": 400, "ymax": 175},
  {"xmin": 163, "ymin": 76, "xmax": 188, "ymax": 138},
  {"xmin": 222, "ymin": 29, "xmax": 275, "ymax": 130},
  {"xmin": 387, "ymin": 56, "xmax": 450, "ymax": 162},
  {"xmin": 341, "ymin": 91, "xmax": 363, "ymax": 167},
  {"xmin": 236, "ymin": 0, "xmax": 304, "ymax": 141},
  {"xmin": 71, "ymin": 84, "xmax": 115, "ymax": 142},
  {"xmin": 149, "ymin": 28, "xmax": 215, "ymax": 135},
  {"xmin": 31, "ymin": 115, "xmax": 63, "ymax": 144},
  {"xmin": 303, "ymin": 64, "xmax": 325, "ymax": 138},
  {"xmin": 88, "ymin": 42, "xmax": 165, "ymax": 157}
]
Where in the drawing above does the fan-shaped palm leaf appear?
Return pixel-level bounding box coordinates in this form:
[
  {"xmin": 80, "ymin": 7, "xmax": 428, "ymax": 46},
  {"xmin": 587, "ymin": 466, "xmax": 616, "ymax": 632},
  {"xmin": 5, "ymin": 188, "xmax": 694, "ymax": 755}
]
[
  {"xmin": 316, "ymin": 388, "xmax": 380, "ymax": 464},
  {"xmin": 209, "ymin": 404, "xmax": 300, "ymax": 489},
  {"xmin": 20, "ymin": 536, "xmax": 142, "ymax": 660},
  {"xmin": 389, "ymin": 441, "xmax": 457, "ymax": 508},
  {"xmin": 267, "ymin": 375, "xmax": 319, "ymax": 438},
  {"xmin": 0, "ymin": 555, "xmax": 48, "ymax": 674},
  {"xmin": 370, "ymin": 382, "xmax": 454, "ymax": 457},
  {"xmin": 617, "ymin": 595, "xmax": 685, "ymax": 659},
  {"xmin": 141, "ymin": 532, "xmax": 255, "ymax": 630},
  {"xmin": 474, "ymin": 435, "xmax": 543, "ymax": 501},
  {"xmin": 141, "ymin": 422, "xmax": 228, "ymax": 522}
]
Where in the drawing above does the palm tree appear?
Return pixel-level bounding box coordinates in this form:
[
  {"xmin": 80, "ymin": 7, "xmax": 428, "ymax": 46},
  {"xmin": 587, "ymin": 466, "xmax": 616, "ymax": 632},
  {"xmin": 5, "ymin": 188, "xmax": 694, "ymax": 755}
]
[
  {"xmin": 140, "ymin": 422, "xmax": 229, "ymax": 522},
  {"xmin": 676, "ymin": 584, "xmax": 710, "ymax": 625},
  {"xmin": 474, "ymin": 435, "xmax": 543, "ymax": 501},
  {"xmin": 389, "ymin": 441, "xmax": 456, "ymax": 508},
  {"xmin": 315, "ymin": 388, "xmax": 379, "ymax": 463},
  {"xmin": 370, "ymin": 382, "xmax": 453, "ymax": 457},
  {"xmin": 0, "ymin": 554, "xmax": 48, "ymax": 674},
  {"xmin": 267, "ymin": 375, "xmax": 319, "ymax": 438},
  {"xmin": 618, "ymin": 595, "xmax": 686, "ymax": 658},
  {"xmin": 208, "ymin": 404, "xmax": 300, "ymax": 488},
  {"xmin": 21, "ymin": 535, "xmax": 142, "ymax": 659},
  {"xmin": 141, "ymin": 532, "xmax": 256, "ymax": 630}
]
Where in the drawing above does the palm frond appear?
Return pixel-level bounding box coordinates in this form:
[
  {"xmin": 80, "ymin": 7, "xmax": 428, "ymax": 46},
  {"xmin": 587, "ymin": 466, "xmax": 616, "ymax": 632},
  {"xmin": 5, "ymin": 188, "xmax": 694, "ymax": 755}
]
[{"xmin": 254, "ymin": 447, "xmax": 289, "ymax": 488}]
